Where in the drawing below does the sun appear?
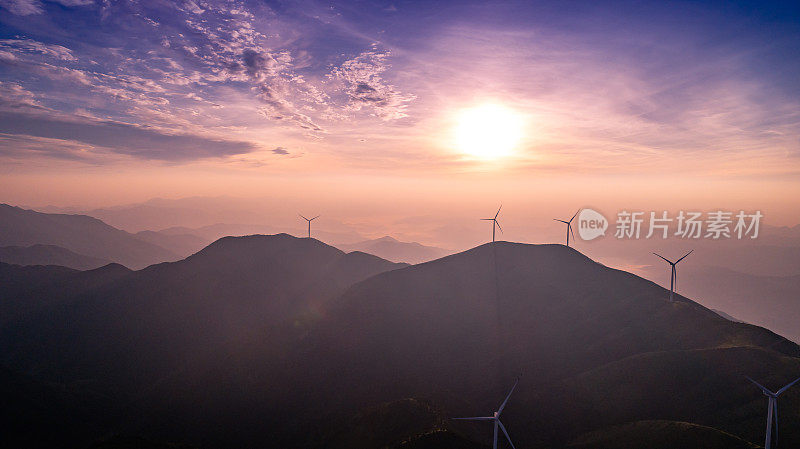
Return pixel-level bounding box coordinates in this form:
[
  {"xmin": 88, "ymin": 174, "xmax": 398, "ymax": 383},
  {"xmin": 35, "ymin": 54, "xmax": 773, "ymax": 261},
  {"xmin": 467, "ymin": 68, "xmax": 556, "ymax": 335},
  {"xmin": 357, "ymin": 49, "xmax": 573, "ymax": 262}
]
[{"xmin": 454, "ymin": 104, "xmax": 524, "ymax": 159}]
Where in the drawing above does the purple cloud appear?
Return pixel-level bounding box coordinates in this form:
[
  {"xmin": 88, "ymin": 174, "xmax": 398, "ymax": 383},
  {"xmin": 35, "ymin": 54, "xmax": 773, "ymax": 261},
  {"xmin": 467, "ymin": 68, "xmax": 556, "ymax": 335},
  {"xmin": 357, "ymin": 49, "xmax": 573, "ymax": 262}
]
[
  {"xmin": 329, "ymin": 46, "xmax": 416, "ymax": 120},
  {"xmin": 0, "ymin": 0, "xmax": 92, "ymax": 15},
  {"xmin": 0, "ymin": 99, "xmax": 257, "ymax": 161}
]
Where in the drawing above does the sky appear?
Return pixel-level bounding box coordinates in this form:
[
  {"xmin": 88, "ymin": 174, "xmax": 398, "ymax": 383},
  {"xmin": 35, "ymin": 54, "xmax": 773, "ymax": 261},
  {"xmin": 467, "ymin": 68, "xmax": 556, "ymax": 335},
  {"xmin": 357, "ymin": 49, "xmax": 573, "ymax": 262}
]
[{"xmin": 1, "ymin": 0, "xmax": 799, "ymax": 232}]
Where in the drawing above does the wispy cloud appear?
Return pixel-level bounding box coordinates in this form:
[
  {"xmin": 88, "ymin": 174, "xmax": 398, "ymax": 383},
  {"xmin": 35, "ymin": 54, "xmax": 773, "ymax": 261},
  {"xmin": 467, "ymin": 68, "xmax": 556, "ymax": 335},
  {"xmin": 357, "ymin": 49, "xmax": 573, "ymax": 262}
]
[
  {"xmin": 0, "ymin": 0, "xmax": 42, "ymax": 15},
  {"xmin": 0, "ymin": 0, "xmax": 92, "ymax": 15},
  {"xmin": 0, "ymin": 98, "xmax": 257, "ymax": 161},
  {"xmin": 329, "ymin": 45, "xmax": 416, "ymax": 120}
]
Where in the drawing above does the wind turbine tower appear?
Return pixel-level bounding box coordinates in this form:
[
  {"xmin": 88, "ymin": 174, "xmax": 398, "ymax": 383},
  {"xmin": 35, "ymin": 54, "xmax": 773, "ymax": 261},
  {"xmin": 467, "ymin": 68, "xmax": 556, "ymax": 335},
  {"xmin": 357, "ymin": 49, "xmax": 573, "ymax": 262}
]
[
  {"xmin": 652, "ymin": 250, "xmax": 693, "ymax": 302},
  {"xmin": 299, "ymin": 214, "xmax": 320, "ymax": 238},
  {"xmin": 553, "ymin": 209, "xmax": 579, "ymax": 247},
  {"xmin": 746, "ymin": 375, "xmax": 800, "ymax": 449}
]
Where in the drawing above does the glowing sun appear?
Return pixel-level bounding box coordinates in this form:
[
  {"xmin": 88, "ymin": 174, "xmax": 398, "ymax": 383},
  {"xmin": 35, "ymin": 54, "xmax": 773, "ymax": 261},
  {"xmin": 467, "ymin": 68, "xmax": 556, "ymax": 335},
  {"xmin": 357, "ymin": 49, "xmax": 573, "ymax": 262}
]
[{"xmin": 454, "ymin": 104, "xmax": 524, "ymax": 159}]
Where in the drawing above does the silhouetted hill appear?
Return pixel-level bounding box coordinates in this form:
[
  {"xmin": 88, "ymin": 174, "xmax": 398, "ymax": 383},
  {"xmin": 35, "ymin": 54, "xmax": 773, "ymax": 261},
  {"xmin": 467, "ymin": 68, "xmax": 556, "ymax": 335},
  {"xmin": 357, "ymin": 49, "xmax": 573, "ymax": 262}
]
[
  {"xmin": 281, "ymin": 242, "xmax": 798, "ymax": 448},
  {"xmin": 0, "ymin": 244, "xmax": 111, "ymax": 270},
  {"xmin": 2, "ymin": 240, "xmax": 798, "ymax": 448},
  {"xmin": 0, "ymin": 234, "xmax": 405, "ymax": 396},
  {"xmin": 157, "ymin": 222, "xmax": 364, "ymax": 246},
  {"xmin": 337, "ymin": 236, "xmax": 452, "ymax": 264},
  {"xmin": 0, "ymin": 205, "xmax": 179, "ymax": 269},
  {"xmin": 0, "ymin": 262, "xmax": 132, "ymax": 327}
]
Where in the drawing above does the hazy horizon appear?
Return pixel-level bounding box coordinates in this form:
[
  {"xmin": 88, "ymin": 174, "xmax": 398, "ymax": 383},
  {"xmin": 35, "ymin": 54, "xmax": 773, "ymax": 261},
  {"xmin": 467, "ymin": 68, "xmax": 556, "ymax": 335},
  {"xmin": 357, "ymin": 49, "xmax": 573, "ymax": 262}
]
[
  {"xmin": 1, "ymin": 0, "xmax": 799, "ymax": 230},
  {"xmin": 5, "ymin": 195, "xmax": 795, "ymax": 253}
]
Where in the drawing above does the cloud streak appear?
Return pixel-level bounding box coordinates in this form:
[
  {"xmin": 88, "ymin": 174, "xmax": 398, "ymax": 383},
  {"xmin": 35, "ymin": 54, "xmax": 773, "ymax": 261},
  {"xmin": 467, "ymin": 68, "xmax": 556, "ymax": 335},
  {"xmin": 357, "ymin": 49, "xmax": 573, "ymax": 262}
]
[{"xmin": 0, "ymin": 100, "xmax": 257, "ymax": 161}]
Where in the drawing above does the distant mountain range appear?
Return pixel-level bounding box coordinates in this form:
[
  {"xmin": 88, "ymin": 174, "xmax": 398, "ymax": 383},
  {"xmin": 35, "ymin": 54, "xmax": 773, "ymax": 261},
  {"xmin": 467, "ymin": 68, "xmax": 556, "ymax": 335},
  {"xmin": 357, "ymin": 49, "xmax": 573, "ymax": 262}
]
[
  {"xmin": 1, "ymin": 235, "xmax": 798, "ymax": 448},
  {"xmin": 0, "ymin": 204, "xmax": 179, "ymax": 269},
  {"xmin": 0, "ymin": 204, "xmax": 451, "ymax": 270},
  {"xmin": 336, "ymin": 235, "xmax": 452, "ymax": 264},
  {"xmin": 133, "ymin": 230, "xmax": 208, "ymax": 257},
  {"xmin": 0, "ymin": 244, "xmax": 111, "ymax": 270},
  {"xmin": 37, "ymin": 197, "xmax": 366, "ymax": 243}
]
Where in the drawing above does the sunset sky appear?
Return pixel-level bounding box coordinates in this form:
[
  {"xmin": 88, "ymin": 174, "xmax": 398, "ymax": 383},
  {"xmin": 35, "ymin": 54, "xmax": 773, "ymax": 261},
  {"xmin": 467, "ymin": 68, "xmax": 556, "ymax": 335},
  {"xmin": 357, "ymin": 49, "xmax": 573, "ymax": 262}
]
[{"xmin": 1, "ymin": 0, "xmax": 799, "ymax": 235}]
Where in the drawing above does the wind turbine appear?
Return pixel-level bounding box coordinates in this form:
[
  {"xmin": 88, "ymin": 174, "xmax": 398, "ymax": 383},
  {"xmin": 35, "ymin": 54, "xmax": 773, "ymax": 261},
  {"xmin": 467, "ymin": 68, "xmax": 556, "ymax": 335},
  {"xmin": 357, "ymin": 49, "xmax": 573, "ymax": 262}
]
[
  {"xmin": 452, "ymin": 378, "xmax": 518, "ymax": 449},
  {"xmin": 746, "ymin": 375, "xmax": 800, "ymax": 449},
  {"xmin": 299, "ymin": 214, "xmax": 319, "ymax": 238},
  {"xmin": 481, "ymin": 205, "xmax": 503, "ymax": 243},
  {"xmin": 553, "ymin": 209, "xmax": 579, "ymax": 247},
  {"xmin": 652, "ymin": 250, "xmax": 693, "ymax": 302}
]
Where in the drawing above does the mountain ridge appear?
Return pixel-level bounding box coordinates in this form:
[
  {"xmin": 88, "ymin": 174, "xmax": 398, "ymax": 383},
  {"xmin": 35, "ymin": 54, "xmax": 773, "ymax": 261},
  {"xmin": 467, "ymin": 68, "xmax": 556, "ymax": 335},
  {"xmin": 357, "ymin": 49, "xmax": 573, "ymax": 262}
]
[
  {"xmin": 2, "ymin": 237, "xmax": 798, "ymax": 448},
  {"xmin": 0, "ymin": 204, "xmax": 179, "ymax": 269},
  {"xmin": 0, "ymin": 244, "xmax": 112, "ymax": 270}
]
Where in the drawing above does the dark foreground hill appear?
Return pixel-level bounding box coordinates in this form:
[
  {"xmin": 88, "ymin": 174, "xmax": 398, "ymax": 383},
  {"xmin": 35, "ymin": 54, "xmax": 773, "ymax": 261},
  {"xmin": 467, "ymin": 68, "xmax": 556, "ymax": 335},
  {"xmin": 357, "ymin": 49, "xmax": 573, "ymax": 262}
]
[
  {"xmin": 0, "ymin": 234, "xmax": 405, "ymax": 395},
  {"xmin": 0, "ymin": 261, "xmax": 132, "ymax": 327},
  {"xmin": 262, "ymin": 242, "xmax": 797, "ymax": 448},
  {"xmin": 0, "ymin": 204, "xmax": 178, "ymax": 269},
  {"xmin": 1, "ymin": 240, "xmax": 798, "ymax": 448}
]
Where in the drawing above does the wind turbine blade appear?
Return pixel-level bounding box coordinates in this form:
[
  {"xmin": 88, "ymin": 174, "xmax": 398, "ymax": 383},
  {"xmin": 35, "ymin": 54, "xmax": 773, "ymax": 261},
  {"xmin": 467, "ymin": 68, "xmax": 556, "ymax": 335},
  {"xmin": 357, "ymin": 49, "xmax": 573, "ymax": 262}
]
[
  {"xmin": 481, "ymin": 218, "xmax": 494, "ymax": 221},
  {"xmin": 776, "ymin": 376, "xmax": 800, "ymax": 396},
  {"xmin": 569, "ymin": 209, "xmax": 580, "ymax": 223},
  {"xmin": 569, "ymin": 223, "xmax": 576, "ymax": 241},
  {"xmin": 746, "ymin": 376, "xmax": 775, "ymax": 396},
  {"xmin": 652, "ymin": 252, "xmax": 673, "ymax": 264},
  {"xmin": 299, "ymin": 214, "xmax": 308, "ymax": 221},
  {"xmin": 495, "ymin": 205, "xmax": 502, "ymax": 219},
  {"xmin": 495, "ymin": 220, "xmax": 503, "ymax": 233},
  {"xmin": 676, "ymin": 249, "xmax": 694, "ymax": 263},
  {"xmin": 311, "ymin": 215, "xmax": 320, "ymax": 220},
  {"xmin": 498, "ymin": 420, "xmax": 516, "ymax": 449},
  {"xmin": 553, "ymin": 219, "xmax": 569, "ymax": 224},
  {"xmin": 451, "ymin": 417, "xmax": 495, "ymax": 421},
  {"xmin": 497, "ymin": 378, "xmax": 519, "ymax": 415}
]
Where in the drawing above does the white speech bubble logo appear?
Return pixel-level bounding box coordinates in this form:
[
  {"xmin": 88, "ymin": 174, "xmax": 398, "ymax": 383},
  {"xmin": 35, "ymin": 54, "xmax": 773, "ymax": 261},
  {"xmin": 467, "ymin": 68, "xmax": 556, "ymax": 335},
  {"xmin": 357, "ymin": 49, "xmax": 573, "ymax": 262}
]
[{"xmin": 578, "ymin": 208, "xmax": 608, "ymax": 241}]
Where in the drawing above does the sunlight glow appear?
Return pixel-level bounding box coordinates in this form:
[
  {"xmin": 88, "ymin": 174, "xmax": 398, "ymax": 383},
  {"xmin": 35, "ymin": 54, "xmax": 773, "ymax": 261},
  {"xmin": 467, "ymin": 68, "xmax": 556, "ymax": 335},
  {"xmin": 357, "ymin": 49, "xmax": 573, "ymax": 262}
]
[{"xmin": 454, "ymin": 104, "xmax": 524, "ymax": 159}]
